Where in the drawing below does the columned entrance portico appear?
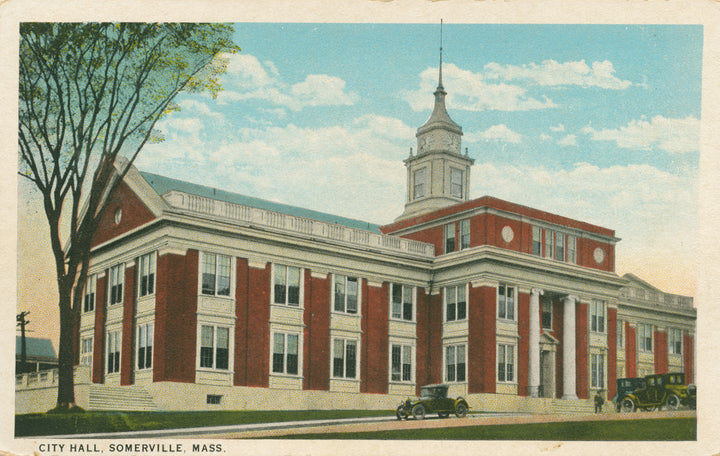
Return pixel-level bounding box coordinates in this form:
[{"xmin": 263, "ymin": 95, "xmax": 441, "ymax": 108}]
[
  {"xmin": 562, "ymin": 295, "xmax": 578, "ymax": 399},
  {"xmin": 528, "ymin": 288, "xmax": 542, "ymax": 397}
]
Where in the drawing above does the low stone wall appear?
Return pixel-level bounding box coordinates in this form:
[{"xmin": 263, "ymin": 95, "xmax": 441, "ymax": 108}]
[{"xmin": 15, "ymin": 366, "xmax": 91, "ymax": 414}]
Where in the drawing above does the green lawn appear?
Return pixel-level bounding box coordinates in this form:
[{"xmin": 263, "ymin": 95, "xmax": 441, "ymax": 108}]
[
  {"xmin": 279, "ymin": 417, "xmax": 696, "ymax": 440},
  {"xmin": 15, "ymin": 409, "xmax": 392, "ymax": 437}
]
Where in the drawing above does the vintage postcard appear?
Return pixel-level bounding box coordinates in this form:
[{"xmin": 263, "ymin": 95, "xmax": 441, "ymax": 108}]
[{"xmin": 2, "ymin": 1, "xmax": 719, "ymax": 455}]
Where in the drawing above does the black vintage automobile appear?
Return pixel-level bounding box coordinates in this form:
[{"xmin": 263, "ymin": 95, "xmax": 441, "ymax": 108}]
[
  {"xmin": 611, "ymin": 377, "xmax": 646, "ymax": 412},
  {"xmin": 619, "ymin": 372, "xmax": 696, "ymax": 412},
  {"xmin": 396, "ymin": 384, "xmax": 470, "ymax": 420}
]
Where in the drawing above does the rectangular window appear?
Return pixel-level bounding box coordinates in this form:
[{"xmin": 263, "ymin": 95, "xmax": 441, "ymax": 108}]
[
  {"xmin": 497, "ymin": 344, "xmax": 515, "ymax": 382},
  {"xmin": 451, "ymin": 168, "xmax": 463, "ymax": 198},
  {"xmin": 590, "ymin": 300, "xmax": 606, "ymax": 333},
  {"xmin": 497, "ymin": 284, "xmax": 515, "ymax": 320},
  {"xmin": 555, "ymin": 232, "xmax": 565, "ymax": 261},
  {"xmin": 138, "ymin": 252, "xmax": 156, "ymax": 297},
  {"xmin": 668, "ymin": 328, "xmax": 683, "ymax": 355},
  {"xmin": 202, "ymin": 253, "xmax": 232, "ymax": 297},
  {"xmin": 544, "ymin": 229, "xmax": 554, "ymax": 259},
  {"xmin": 109, "ymin": 264, "xmax": 124, "ymax": 305},
  {"xmin": 567, "ymin": 235, "xmax": 577, "ymax": 264},
  {"xmin": 334, "ymin": 275, "xmax": 358, "ymax": 314},
  {"xmin": 137, "ymin": 323, "xmax": 153, "ymax": 370},
  {"xmin": 83, "ymin": 274, "xmax": 96, "ymax": 313},
  {"xmin": 617, "ymin": 319, "xmax": 624, "ymax": 349},
  {"xmin": 391, "ymin": 283, "xmax": 414, "ymax": 321},
  {"xmin": 207, "ymin": 394, "xmax": 222, "ymax": 405},
  {"xmin": 445, "ymin": 344, "xmax": 466, "ymax": 383},
  {"xmin": 272, "ymin": 332, "xmax": 299, "ymax": 375},
  {"xmin": 637, "ymin": 323, "xmax": 653, "ymax": 352},
  {"xmin": 80, "ymin": 336, "xmax": 93, "ymax": 368},
  {"xmin": 106, "ymin": 330, "xmax": 121, "ymax": 374},
  {"xmin": 199, "ymin": 325, "xmax": 229, "ymax": 370},
  {"xmin": 391, "ymin": 344, "xmax": 413, "ymax": 382},
  {"xmin": 542, "ymin": 298, "xmax": 553, "ymax": 330},
  {"xmin": 532, "ymin": 226, "xmax": 542, "ymax": 256},
  {"xmin": 444, "ymin": 223, "xmax": 456, "ymax": 254},
  {"xmin": 460, "ymin": 219, "xmax": 470, "ymax": 250},
  {"xmin": 274, "ymin": 264, "xmax": 301, "ymax": 306},
  {"xmin": 591, "ymin": 353, "xmax": 606, "ymax": 389},
  {"xmin": 413, "ymin": 169, "xmax": 426, "ymax": 199},
  {"xmin": 332, "ymin": 338, "xmax": 358, "ymax": 379},
  {"xmin": 445, "ymin": 284, "xmax": 467, "ymax": 322}
]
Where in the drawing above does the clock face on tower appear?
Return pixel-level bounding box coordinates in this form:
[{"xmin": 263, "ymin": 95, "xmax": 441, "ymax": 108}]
[{"xmin": 418, "ymin": 131, "xmax": 461, "ymax": 154}]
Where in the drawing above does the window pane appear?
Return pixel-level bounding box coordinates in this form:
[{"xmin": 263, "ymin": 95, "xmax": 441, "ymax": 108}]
[
  {"xmin": 274, "ymin": 265, "xmax": 286, "ymax": 304},
  {"xmin": 391, "ymin": 345, "xmax": 401, "ymax": 381},
  {"xmin": 507, "ymin": 287, "xmax": 515, "ymax": 320},
  {"xmin": 217, "ymin": 255, "xmax": 231, "ymax": 296},
  {"xmin": 346, "ymin": 277, "xmax": 358, "ymax": 314},
  {"xmin": 202, "ymin": 254, "xmax": 216, "ymax": 295},
  {"xmin": 403, "ymin": 286, "xmax": 413, "ymax": 321},
  {"xmin": 333, "ymin": 339, "xmax": 344, "ymax": 377},
  {"xmin": 334, "ymin": 276, "xmax": 346, "ymax": 312},
  {"xmin": 446, "ymin": 346, "xmax": 455, "ymax": 382},
  {"xmin": 288, "ymin": 267, "xmax": 300, "ymax": 305},
  {"xmin": 346, "ymin": 342, "xmax": 357, "ymax": 378}
]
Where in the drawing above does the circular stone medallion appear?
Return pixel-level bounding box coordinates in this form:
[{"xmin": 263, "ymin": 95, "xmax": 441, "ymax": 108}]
[
  {"xmin": 593, "ymin": 247, "xmax": 605, "ymax": 264},
  {"xmin": 501, "ymin": 226, "xmax": 514, "ymax": 243}
]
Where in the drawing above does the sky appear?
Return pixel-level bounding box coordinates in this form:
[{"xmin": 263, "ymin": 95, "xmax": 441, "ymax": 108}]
[{"xmin": 17, "ymin": 22, "xmax": 702, "ymax": 348}]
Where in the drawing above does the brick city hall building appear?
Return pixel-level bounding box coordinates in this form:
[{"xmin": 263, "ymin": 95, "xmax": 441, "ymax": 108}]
[{"xmin": 63, "ymin": 63, "xmax": 695, "ymax": 413}]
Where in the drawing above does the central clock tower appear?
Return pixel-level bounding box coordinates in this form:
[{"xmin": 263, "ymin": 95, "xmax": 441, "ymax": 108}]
[{"xmin": 397, "ymin": 51, "xmax": 474, "ymax": 221}]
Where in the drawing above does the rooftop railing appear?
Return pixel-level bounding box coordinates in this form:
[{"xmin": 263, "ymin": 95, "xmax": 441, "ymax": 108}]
[{"xmin": 163, "ymin": 191, "xmax": 435, "ymax": 259}]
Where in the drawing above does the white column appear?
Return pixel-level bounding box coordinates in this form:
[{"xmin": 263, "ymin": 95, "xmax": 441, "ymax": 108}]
[
  {"xmin": 528, "ymin": 288, "xmax": 542, "ymax": 397},
  {"xmin": 562, "ymin": 295, "xmax": 578, "ymax": 400}
]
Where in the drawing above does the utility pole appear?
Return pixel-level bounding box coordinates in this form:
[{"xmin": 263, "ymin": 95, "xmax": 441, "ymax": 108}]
[{"xmin": 17, "ymin": 311, "xmax": 30, "ymax": 374}]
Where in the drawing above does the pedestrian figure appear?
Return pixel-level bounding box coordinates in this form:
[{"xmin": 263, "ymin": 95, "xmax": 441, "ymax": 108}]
[{"xmin": 594, "ymin": 390, "xmax": 604, "ymax": 413}]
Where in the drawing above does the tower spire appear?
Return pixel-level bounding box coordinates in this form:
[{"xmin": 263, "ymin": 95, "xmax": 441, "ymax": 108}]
[{"xmin": 438, "ymin": 19, "xmax": 444, "ymax": 90}]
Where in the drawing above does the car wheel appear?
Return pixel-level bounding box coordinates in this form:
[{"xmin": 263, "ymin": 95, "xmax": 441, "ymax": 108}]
[
  {"xmin": 412, "ymin": 404, "xmax": 426, "ymax": 420},
  {"xmin": 666, "ymin": 394, "xmax": 681, "ymax": 410},
  {"xmin": 396, "ymin": 405, "xmax": 408, "ymax": 420},
  {"xmin": 621, "ymin": 398, "xmax": 635, "ymax": 413},
  {"xmin": 455, "ymin": 403, "xmax": 468, "ymax": 418}
]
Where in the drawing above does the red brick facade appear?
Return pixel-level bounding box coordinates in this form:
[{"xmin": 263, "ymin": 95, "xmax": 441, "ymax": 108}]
[
  {"xmin": 303, "ymin": 272, "xmax": 331, "ymax": 391},
  {"xmin": 468, "ymin": 285, "xmax": 496, "ymax": 394},
  {"xmin": 607, "ymin": 307, "xmax": 618, "ymax": 399}
]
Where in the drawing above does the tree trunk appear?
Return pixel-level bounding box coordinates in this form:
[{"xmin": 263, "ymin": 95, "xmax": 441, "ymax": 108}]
[{"xmin": 56, "ymin": 289, "xmax": 77, "ymax": 409}]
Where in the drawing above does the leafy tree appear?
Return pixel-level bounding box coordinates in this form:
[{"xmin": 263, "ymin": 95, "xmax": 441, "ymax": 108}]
[{"xmin": 18, "ymin": 23, "xmax": 239, "ymax": 409}]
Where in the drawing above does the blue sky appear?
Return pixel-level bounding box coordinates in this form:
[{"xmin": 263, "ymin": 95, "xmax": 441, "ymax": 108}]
[{"xmin": 133, "ymin": 23, "xmax": 701, "ymax": 295}]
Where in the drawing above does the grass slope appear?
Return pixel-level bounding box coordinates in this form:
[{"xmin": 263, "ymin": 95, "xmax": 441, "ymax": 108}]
[
  {"xmin": 279, "ymin": 417, "xmax": 696, "ymax": 440},
  {"xmin": 15, "ymin": 410, "xmax": 392, "ymax": 437}
]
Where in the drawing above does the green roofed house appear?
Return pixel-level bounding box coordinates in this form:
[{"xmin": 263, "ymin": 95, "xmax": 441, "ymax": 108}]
[{"xmin": 16, "ymin": 336, "xmax": 57, "ymax": 374}]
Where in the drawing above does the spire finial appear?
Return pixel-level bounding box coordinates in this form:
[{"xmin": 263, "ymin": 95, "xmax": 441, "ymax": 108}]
[{"xmin": 438, "ymin": 19, "xmax": 444, "ymax": 90}]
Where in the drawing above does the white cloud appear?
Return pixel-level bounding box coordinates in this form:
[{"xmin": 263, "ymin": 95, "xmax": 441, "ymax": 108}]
[
  {"xmin": 214, "ymin": 54, "xmax": 358, "ymax": 111},
  {"xmin": 466, "ymin": 124, "xmax": 522, "ymax": 144},
  {"xmin": 557, "ymin": 134, "xmax": 577, "ymax": 146},
  {"xmin": 540, "ymin": 133, "xmax": 552, "ymax": 141},
  {"xmin": 402, "ymin": 63, "xmax": 556, "ymax": 113},
  {"xmin": 484, "ymin": 60, "xmax": 632, "ymax": 89},
  {"xmin": 582, "ymin": 115, "xmax": 700, "ymax": 153},
  {"xmin": 550, "ymin": 124, "xmax": 565, "ymax": 132},
  {"xmin": 470, "ymin": 162, "xmax": 697, "ymax": 270}
]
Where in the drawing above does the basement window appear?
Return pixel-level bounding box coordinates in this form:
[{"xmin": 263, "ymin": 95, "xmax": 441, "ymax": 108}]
[{"xmin": 206, "ymin": 394, "xmax": 222, "ymax": 405}]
